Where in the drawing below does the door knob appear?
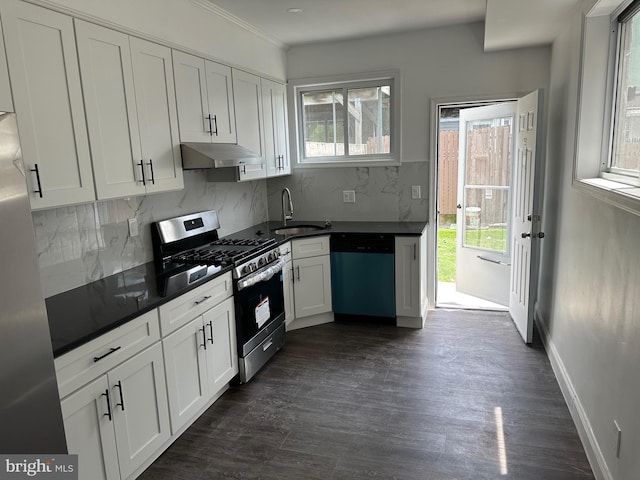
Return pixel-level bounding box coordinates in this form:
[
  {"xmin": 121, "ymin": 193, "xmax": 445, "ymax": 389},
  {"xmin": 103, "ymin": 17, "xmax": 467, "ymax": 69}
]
[
  {"xmin": 522, "ymin": 232, "xmax": 531, "ymax": 238},
  {"xmin": 522, "ymin": 232, "xmax": 545, "ymax": 239}
]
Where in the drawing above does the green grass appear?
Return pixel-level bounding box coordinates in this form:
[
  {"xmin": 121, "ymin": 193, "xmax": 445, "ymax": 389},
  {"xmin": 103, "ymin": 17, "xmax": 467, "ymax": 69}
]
[{"xmin": 437, "ymin": 227, "xmax": 508, "ymax": 283}]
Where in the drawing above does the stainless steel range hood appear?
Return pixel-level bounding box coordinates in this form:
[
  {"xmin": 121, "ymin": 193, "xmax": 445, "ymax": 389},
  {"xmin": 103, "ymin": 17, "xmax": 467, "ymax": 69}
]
[{"xmin": 181, "ymin": 142, "xmax": 264, "ymax": 169}]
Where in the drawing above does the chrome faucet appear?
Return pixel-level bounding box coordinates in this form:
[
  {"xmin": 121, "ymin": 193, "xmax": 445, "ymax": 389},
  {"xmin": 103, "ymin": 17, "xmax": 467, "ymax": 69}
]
[{"xmin": 281, "ymin": 188, "xmax": 293, "ymax": 226}]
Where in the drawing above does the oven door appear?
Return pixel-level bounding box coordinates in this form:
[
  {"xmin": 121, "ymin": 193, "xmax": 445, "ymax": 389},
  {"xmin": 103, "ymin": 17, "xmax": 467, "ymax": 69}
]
[{"xmin": 234, "ymin": 258, "xmax": 285, "ymax": 356}]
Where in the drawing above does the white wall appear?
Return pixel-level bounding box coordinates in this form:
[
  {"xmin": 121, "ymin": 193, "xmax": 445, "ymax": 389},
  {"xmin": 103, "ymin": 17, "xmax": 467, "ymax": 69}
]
[
  {"xmin": 538, "ymin": 4, "xmax": 640, "ymax": 479},
  {"xmin": 39, "ymin": 0, "xmax": 286, "ymax": 80},
  {"xmin": 286, "ymin": 22, "xmax": 551, "ymax": 164}
]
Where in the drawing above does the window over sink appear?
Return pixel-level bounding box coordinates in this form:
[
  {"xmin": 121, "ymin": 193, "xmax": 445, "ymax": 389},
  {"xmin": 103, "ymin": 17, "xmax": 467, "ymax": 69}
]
[{"xmin": 290, "ymin": 71, "xmax": 401, "ymax": 167}]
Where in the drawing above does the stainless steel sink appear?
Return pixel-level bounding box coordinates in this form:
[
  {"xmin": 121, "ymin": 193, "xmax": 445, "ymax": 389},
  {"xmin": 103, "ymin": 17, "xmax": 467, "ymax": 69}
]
[{"xmin": 271, "ymin": 225, "xmax": 325, "ymax": 235}]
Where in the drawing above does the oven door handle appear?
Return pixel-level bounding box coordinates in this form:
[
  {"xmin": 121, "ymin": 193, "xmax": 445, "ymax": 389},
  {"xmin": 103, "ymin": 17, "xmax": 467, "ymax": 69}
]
[{"xmin": 237, "ymin": 258, "xmax": 286, "ymax": 291}]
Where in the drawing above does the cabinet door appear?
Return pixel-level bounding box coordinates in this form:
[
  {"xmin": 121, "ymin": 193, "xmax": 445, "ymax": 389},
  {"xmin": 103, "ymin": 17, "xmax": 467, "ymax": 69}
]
[
  {"xmin": 262, "ymin": 79, "xmax": 290, "ymax": 177},
  {"xmin": 232, "ymin": 69, "xmax": 266, "ymax": 181},
  {"xmin": 2, "ymin": 1, "xmax": 95, "ymax": 209},
  {"xmin": 109, "ymin": 343, "xmax": 170, "ymax": 479},
  {"xmin": 162, "ymin": 317, "xmax": 209, "ymax": 434},
  {"xmin": 205, "ymin": 60, "xmax": 236, "ymax": 143},
  {"xmin": 395, "ymin": 236, "xmax": 421, "ymax": 317},
  {"xmin": 130, "ymin": 37, "xmax": 183, "ymax": 194},
  {"xmin": 202, "ymin": 296, "xmax": 238, "ymax": 395},
  {"xmin": 282, "ymin": 260, "xmax": 295, "ymax": 326},
  {"xmin": 172, "ymin": 50, "xmax": 210, "ymax": 143},
  {"xmin": 293, "ymin": 255, "xmax": 332, "ymax": 319},
  {"xmin": 75, "ymin": 21, "xmax": 145, "ymax": 200},
  {"xmin": 0, "ymin": 22, "xmax": 13, "ymax": 112},
  {"xmin": 61, "ymin": 376, "xmax": 120, "ymax": 480}
]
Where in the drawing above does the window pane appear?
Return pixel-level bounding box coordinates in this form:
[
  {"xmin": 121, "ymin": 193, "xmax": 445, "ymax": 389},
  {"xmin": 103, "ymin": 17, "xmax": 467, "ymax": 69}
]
[
  {"xmin": 347, "ymin": 86, "xmax": 391, "ymax": 156},
  {"xmin": 613, "ymin": 12, "xmax": 640, "ymax": 173},
  {"xmin": 302, "ymin": 90, "xmax": 344, "ymax": 157},
  {"xmin": 463, "ymin": 187, "xmax": 509, "ymax": 254}
]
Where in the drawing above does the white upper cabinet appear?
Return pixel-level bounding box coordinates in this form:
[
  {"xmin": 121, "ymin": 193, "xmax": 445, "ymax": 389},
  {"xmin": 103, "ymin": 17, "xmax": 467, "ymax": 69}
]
[
  {"xmin": 76, "ymin": 21, "xmax": 182, "ymax": 200},
  {"xmin": 0, "ymin": 22, "xmax": 13, "ymax": 112},
  {"xmin": 1, "ymin": 0, "xmax": 95, "ymax": 209},
  {"xmin": 262, "ymin": 79, "xmax": 290, "ymax": 177},
  {"xmin": 232, "ymin": 69, "xmax": 266, "ymax": 181},
  {"xmin": 129, "ymin": 37, "xmax": 183, "ymax": 194},
  {"xmin": 173, "ymin": 50, "xmax": 236, "ymax": 143},
  {"xmin": 75, "ymin": 21, "xmax": 144, "ymax": 199}
]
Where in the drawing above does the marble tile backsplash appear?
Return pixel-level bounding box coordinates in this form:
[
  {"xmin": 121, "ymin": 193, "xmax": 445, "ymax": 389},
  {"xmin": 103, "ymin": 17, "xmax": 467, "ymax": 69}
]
[
  {"xmin": 33, "ymin": 171, "xmax": 268, "ymax": 298},
  {"xmin": 266, "ymin": 163, "xmax": 428, "ymax": 223}
]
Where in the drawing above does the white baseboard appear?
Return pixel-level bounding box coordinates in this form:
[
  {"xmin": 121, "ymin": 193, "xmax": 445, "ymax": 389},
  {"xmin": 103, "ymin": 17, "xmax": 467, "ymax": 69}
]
[{"xmin": 534, "ymin": 304, "xmax": 611, "ymax": 480}]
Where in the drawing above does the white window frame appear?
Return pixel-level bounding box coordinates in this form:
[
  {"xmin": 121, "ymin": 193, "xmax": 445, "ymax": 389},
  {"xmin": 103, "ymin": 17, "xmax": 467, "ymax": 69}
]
[
  {"xmin": 574, "ymin": 0, "xmax": 640, "ymax": 216},
  {"xmin": 288, "ymin": 71, "xmax": 401, "ymax": 168}
]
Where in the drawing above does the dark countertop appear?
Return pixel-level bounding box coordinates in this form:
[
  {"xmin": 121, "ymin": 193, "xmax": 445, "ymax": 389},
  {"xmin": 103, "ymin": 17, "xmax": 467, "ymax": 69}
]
[{"xmin": 46, "ymin": 220, "xmax": 427, "ymax": 358}]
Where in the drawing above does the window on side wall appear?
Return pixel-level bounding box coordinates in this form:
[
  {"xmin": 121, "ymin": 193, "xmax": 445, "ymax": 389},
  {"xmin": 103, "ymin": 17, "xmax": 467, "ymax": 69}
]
[
  {"xmin": 610, "ymin": 0, "xmax": 640, "ymax": 184},
  {"xmin": 291, "ymin": 72, "xmax": 401, "ymax": 166}
]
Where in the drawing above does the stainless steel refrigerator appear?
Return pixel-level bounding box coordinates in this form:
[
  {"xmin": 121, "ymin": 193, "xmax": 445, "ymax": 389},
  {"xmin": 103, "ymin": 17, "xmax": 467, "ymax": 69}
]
[{"xmin": 0, "ymin": 111, "xmax": 67, "ymax": 453}]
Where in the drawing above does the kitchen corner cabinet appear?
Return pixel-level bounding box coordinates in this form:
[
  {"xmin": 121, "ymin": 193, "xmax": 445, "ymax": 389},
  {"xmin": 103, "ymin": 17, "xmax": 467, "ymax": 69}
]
[
  {"xmin": 172, "ymin": 50, "xmax": 236, "ymax": 144},
  {"xmin": 395, "ymin": 232, "xmax": 428, "ymax": 328},
  {"xmin": 75, "ymin": 21, "xmax": 182, "ymax": 200},
  {"xmin": 232, "ymin": 69, "xmax": 267, "ymax": 181},
  {"xmin": 163, "ymin": 296, "xmax": 237, "ymax": 433},
  {"xmin": 61, "ymin": 343, "xmax": 170, "ymax": 480},
  {"xmin": 262, "ymin": 79, "xmax": 291, "ymax": 177},
  {"xmin": 291, "ymin": 236, "xmax": 332, "ymax": 319},
  {"xmin": 1, "ymin": 0, "xmax": 95, "ymax": 209}
]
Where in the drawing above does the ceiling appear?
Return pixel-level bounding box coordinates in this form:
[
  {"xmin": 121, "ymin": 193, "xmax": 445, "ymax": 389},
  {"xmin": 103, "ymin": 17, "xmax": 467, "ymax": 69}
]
[{"xmin": 204, "ymin": 0, "xmax": 582, "ymax": 50}]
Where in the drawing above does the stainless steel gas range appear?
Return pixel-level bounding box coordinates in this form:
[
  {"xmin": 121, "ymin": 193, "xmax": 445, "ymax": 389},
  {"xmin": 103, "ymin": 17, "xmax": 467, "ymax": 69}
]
[{"xmin": 151, "ymin": 210, "xmax": 286, "ymax": 383}]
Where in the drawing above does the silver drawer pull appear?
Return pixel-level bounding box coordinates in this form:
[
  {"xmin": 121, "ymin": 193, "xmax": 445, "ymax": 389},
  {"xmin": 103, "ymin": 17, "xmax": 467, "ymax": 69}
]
[
  {"xmin": 194, "ymin": 295, "xmax": 212, "ymax": 305},
  {"xmin": 263, "ymin": 339, "xmax": 273, "ymax": 351}
]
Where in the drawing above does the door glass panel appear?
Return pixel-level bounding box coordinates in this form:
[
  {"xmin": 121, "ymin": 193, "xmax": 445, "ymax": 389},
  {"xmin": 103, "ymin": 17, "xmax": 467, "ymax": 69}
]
[
  {"xmin": 462, "ymin": 116, "xmax": 513, "ymax": 253},
  {"xmin": 463, "ymin": 187, "xmax": 509, "ymax": 253}
]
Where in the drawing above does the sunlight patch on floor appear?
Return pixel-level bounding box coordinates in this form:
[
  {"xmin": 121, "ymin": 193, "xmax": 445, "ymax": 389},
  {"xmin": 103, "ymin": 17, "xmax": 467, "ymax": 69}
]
[{"xmin": 437, "ymin": 281, "xmax": 507, "ymax": 310}]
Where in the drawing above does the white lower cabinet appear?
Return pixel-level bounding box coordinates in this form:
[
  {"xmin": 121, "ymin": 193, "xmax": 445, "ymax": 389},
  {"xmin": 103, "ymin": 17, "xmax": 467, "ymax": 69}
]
[
  {"xmin": 291, "ymin": 236, "xmax": 332, "ymax": 320},
  {"xmin": 61, "ymin": 376, "xmax": 120, "ymax": 480},
  {"xmin": 109, "ymin": 343, "xmax": 170, "ymax": 479},
  {"xmin": 395, "ymin": 232, "xmax": 428, "ymax": 328},
  {"xmin": 163, "ymin": 296, "xmax": 237, "ymax": 434},
  {"xmin": 279, "ymin": 242, "xmax": 295, "ymax": 326},
  {"xmin": 61, "ymin": 343, "xmax": 170, "ymax": 480}
]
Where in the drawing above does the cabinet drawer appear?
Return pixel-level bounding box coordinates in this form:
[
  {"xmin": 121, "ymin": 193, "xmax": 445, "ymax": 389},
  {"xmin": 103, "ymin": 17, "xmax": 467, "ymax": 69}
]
[
  {"xmin": 158, "ymin": 271, "xmax": 233, "ymax": 336},
  {"xmin": 55, "ymin": 309, "xmax": 160, "ymax": 398},
  {"xmin": 292, "ymin": 235, "xmax": 330, "ymax": 260}
]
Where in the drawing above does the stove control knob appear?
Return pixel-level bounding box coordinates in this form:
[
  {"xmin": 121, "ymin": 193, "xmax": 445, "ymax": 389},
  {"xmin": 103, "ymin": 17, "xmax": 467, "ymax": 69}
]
[{"xmin": 257, "ymin": 257, "xmax": 267, "ymax": 267}]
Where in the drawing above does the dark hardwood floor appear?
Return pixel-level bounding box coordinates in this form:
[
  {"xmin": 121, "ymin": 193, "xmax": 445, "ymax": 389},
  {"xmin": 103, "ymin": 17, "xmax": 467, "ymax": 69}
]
[{"xmin": 138, "ymin": 309, "xmax": 595, "ymax": 480}]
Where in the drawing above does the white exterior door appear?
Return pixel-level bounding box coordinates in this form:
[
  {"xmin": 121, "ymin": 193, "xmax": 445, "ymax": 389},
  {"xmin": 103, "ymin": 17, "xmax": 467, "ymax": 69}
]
[
  {"xmin": 456, "ymin": 102, "xmax": 516, "ymax": 306},
  {"xmin": 509, "ymin": 90, "xmax": 544, "ymax": 343}
]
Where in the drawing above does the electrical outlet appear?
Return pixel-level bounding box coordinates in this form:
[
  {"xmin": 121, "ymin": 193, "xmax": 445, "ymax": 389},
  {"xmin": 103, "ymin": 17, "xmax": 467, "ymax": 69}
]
[
  {"xmin": 614, "ymin": 420, "xmax": 622, "ymax": 458},
  {"xmin": 343, "ymin": 190, "xmax": 356, "ymax": 203},
  {"xmin": 412, "ymin": 185, "xmax": 421, "ymax": 199},
  {"xmin": 128, "ymin": 217, "xmax": 139, "ymax": 237}
]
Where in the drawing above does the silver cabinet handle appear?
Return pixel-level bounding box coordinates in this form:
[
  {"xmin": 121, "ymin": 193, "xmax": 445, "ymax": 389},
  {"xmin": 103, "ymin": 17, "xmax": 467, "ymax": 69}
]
[
  {"xmin": 30, "ymin": 164, "xmax": 43, "ymax": 198},
  {"xmin": 296, "ymin": 265, "xmax": 300, "ymax": 281}
]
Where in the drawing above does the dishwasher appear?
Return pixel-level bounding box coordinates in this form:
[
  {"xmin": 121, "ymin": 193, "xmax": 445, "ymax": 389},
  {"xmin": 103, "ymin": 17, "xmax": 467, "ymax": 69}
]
[{"xmin": 330, "ymin": 233, "xmax": 395, "ymax": 321}]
